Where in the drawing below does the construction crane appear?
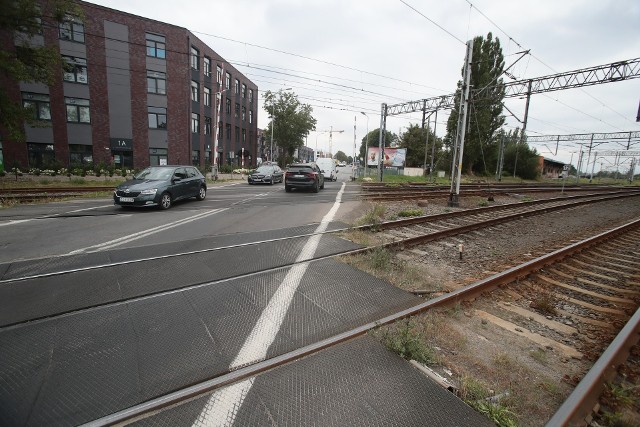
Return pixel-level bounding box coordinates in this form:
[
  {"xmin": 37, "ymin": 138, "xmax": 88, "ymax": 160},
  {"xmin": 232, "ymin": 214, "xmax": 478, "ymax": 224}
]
[{"xmin": 313, "ymin": 126, "xmax": 344, "ymax": 158}]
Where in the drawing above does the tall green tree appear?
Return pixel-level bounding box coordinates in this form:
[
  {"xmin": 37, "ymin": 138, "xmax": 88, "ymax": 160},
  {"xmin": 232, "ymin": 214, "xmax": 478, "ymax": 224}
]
[
  {"xmin": 334, "ymin": 150, "xmax": 348, "ymax": 162},
  {"xmin": 358, "ymin": 128, "xmax": 397, "ymax": 162},
  {"xmin": 500, "ymin": 128, "xmax": 540, "ymax": 179},
  {"xmin": 444, "ymin": 32, "xmax": 506, "ymax": 175},
  {"xmin": 0, "ymin": 0, "xmax": 80, "ymax": 141},
  {"xmin": 263, "ymin": 89, "xmax": 316, "ymax": 167},
  {"xmin": 398, "ymin": 123, "xmax": 442, "ymax": 168}
]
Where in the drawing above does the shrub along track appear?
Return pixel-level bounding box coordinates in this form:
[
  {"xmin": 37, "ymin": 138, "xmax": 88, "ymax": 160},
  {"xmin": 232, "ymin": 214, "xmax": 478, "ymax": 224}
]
[{"xmin": 340, "ymin": 190, "xmax": 640, "ymax": 426}]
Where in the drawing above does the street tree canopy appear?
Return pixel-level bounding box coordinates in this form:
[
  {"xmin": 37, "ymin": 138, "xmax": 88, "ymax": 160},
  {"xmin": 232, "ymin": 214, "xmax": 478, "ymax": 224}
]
[
  {"xmin": 0, "ymin": 0, "xmax": 81, "ymax": 141},
  {"xmin": 263, "ymin": 89, "xmax": 316, "ymax": 166},
  {"xmin": 399, "ymin": 124, "xmax": 442, "ymax": 168},
  {"xmin": 358, "ymin": 128, "xmax": 398, "ymax": 161},
  {"xmin": 334, "ymin": 150, "xmax": 348, "ymax": 162}
]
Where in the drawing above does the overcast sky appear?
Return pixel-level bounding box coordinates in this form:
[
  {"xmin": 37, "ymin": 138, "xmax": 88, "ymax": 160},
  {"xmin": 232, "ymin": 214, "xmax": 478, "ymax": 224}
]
[{"xmin": 89, "ymin": 0, "xmax": 640, "ymax": 171}]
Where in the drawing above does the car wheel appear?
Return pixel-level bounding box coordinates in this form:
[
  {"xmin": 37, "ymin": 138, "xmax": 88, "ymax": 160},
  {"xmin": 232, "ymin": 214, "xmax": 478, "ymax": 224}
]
[
  {"xmin": 285, "ymin": 185, "xmax": 291, "ymax": 192},
  {"xmin": 159, "ymin": 192, "xmax": 172, "ymax": 210},
  {"xmin": 196, "ymin": 186, "xmax": 206, "ymax": 201},
  {"xmin": 313, "ymin": 180, "xmax": 319, "ymax": 193},
  {"xmin": 269, "ymin": 179, "xmax": 274, "ymax": 185},
  {"xmin": 320, "ymin": 180, "xmax": 324, "ymax": 189}
]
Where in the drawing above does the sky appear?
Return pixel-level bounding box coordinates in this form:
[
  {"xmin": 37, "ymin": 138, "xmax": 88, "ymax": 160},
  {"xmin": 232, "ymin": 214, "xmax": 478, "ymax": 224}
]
[{"xmin": 88, "ymin": 0, "xmax": 640, "ymax": 172}]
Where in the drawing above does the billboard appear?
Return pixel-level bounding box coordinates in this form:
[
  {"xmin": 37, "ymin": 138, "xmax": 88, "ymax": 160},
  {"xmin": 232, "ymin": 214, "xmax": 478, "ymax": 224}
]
[{"xmin": 366, "ymin": 147, "xmax": 406, "ymax": 167}]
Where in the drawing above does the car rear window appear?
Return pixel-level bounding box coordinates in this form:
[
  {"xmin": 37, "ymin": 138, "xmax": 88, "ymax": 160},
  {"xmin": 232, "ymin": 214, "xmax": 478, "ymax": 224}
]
[{"xmin": 287, "ymin": 165, "xmax": 313, "ymax": 173}]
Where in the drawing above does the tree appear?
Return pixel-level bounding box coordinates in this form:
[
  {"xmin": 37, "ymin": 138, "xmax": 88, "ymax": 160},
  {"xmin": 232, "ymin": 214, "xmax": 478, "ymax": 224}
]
[
  {"xmin": 398, "ymin": 124, "xmax": 442, "ymax": 168},
  {"xmin": 444, "ymin": 32, "xmax": 506, "ymax": 175},
  {"xmin": 334, "ymin": 150, "xmax": 348, "ymax": 163},
  {"xmin": 263, "ymin": 89, "xmax": 316, "ymax": 167},
  {"xmin": 358, "ymin": 128, "xmax": 398, "ymax": 162},
  {"xmin": 0, "ymin": 0, "xmax": 81, "ymax": 142},
  {"xmin": 499, "ymin": 128, "xmax": 540, "ymax": 179}
]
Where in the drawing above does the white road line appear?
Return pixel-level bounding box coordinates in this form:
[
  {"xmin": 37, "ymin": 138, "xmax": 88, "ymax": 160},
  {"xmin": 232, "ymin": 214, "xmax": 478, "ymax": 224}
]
[
  {"xmin": 68, "ymin": 208, "xmax": 228, "ymax": 254},
  {"xmin": 0, "ymin": 205, "xmax": 113, "ymax": 227},
  {"xmin": 194, "ymin": 183, "xmax": 346, "ymax": 427}
]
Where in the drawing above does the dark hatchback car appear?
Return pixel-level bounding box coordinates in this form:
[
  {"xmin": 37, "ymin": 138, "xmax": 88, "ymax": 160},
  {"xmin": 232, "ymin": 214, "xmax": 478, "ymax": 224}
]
[
  {"xmin": 247, "ymin": 163, "xmax": 284, "ymax": 185},
  {"xmin": 114, "ymin": 165, "xmax": 207, "ymax": 210},
  {"xmin": 284, "ymin": 162, "xmax": 325, "ymax": 193}
]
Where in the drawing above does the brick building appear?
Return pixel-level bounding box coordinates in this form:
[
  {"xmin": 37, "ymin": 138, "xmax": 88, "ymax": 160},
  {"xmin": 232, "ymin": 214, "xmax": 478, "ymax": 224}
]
[{"xmin": 1, "ymin": 1, "xmax": 258, "ymax": 171}]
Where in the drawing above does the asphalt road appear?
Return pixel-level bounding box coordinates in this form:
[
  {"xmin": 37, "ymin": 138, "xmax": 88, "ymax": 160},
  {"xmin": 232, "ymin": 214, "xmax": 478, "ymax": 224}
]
[{"xmin": 0, "ymin": 178, "xmax": 362, "ymax": 263}]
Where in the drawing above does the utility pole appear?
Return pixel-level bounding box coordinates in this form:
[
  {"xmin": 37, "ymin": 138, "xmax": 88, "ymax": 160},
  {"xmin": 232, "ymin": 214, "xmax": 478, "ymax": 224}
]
[
  {"xmin": 513, "ymin": 80, "xmax": 532, "ymax": 178},
  {"xmin": 429, "ymin": 108, "xmax": 438, "ymax": 182},
  {"xmin": 448, "ymin": 40, "xmax": 473, "ymax": 207},
  {"xmin": 496, "ymin": 133, "xmax": 505, "ymax": 181},
  {"xmin": 378, "ymin": 103, "xmax": 387, "ymax": 182}
]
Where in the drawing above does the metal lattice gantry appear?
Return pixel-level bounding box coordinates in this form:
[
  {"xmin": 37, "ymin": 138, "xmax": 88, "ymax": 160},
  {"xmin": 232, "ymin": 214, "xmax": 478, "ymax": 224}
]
[
  {"xmin": 385, "ymin": 57, "xmax": 640, "ymax": 117},
  {"xmin": 527, "ymin": 131, "xmax": 640, "ymax": 144}
]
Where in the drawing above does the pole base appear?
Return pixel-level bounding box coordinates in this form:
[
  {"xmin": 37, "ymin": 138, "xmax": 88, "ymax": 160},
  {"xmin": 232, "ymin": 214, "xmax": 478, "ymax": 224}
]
[{"xmin": 448, "ymin": 193, "xmax": 459, "ymax": 207}]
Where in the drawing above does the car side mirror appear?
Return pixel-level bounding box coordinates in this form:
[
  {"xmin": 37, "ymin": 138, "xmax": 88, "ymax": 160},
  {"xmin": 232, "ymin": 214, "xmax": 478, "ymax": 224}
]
[{"xmin": 321, "ymin": 169, "xmax": 325, "ymax": 173}]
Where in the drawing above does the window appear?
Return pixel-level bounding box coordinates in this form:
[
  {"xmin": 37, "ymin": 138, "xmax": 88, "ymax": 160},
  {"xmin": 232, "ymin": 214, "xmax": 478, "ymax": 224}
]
[
  {"xmin": 216, "ymin": 65, "xmax": 222, "ymax": 85},
  {"xmin": 149, "ymin": 148, "xmax": 168, "ymax": 166},
  {"xmin": 242, "ymin": 106, "xmax": 246, "ymax": 121},
  {"xmin": 191, "ymin": 113, "xmax": 200, "ymax": 133},
  {"xmin": 225, "ymin": 123, "xmax": 231, "ymax": 140},
  {"xmin": 146, "ymin": 33, "xmax": 166, "ymax": 58},
  {"xmin": 203, "ymin": 57, "xmax": 211, "ymax": 76},
  {"xmin": 235, "ymin": 126, "xmax": 240, "ymax": 143},
  {"xmin": 69, "ymin": 144, "xmax": 93, "ymax": 165},
  {"xmin": 192, "ymin": 151, "xmax": 200, "ymax": 166},
  {"xmin": 218, "ymin": 121, "xmax": 223, "ymax": 139},
  {"xmin": 191, "ymin": 80, "xmax": 199, "ymax": 102},
  {"xmin": 204, "ymin": 87, "xmax": 211, "ymax": 106},
  {"xmin": 225, "ymin": 72, "xmax": 230, "ymax": 90},
  {"xmin": 242, "ymin": 129, "xmax": 246, "ymax": 143},
  {"xmin": 62, "ymin": 56, "xmax": 87, "ymax": 84},
  {"xmin": 147, "ymin": 70, "xmax": 166, "ymax": 94},
  {"xmin": 65, "ymin": 97, "xmax": 90, "ymax": 123},
  {"xmin": 59, "ymin": 15, "xmax": 84, "ymax": 43},
  {"xmin": 235, "ymin": 103, "xmax": 240, "ymax": 118},
  {"xmin": 249, "ymin": 110, "xmax": 253, "ymax": 124},
  {"xmin": 22, "ymin": 93, "xmax": 51, "ymax": 121},
  {"xmin": 190, "ymin": 46, "xmax": 199, "ymax": 70},
  {"xmin": 204, "ymin": 116, "xmax": 211, "ymax": 135},
  {"xmin": 225, "ymin": 98, "xmax": 231, "ymax": 114},
  {"xmin": 27, "ymin": 143, "xmax": 54, "ymax": 168},
  {"xmin": 242, "ymin": 84, "xmax": 247, "ymax": 98},
  {"xmin": 249, "ymin": 89, "xmax": 253, "ymax": 101},
  {"xmin": 148, "ymin": 106, "xmax": 167, "ymax": 128},
  {"xmin": 234, "ymin": 79, "xmax": 240, "ymax": 95}
]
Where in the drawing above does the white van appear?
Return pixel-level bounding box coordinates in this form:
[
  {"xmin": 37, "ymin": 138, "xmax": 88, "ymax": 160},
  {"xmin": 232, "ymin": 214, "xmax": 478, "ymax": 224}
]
[{"xmin": 315, "ymin": 158, "xmax": 338, "ymax": 181}]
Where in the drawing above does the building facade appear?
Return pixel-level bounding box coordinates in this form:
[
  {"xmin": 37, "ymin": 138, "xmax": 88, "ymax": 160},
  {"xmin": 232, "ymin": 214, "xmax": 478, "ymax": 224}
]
[{"xmin": 1, "ymin": 1, "xmax": 258, "ymax": 171}]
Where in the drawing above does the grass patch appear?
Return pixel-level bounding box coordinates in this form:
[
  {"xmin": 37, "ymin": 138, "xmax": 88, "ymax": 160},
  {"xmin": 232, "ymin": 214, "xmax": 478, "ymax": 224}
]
[
  {"xmin": 529, "ymin": 348, "xmax": 548, "ymax": 365},
  {"xmin": 377, "ymin": 318, "xmax": 436, "ymax": 365},
  {"xmin": 397, "ymin": 209, "xmax": 423, "ymax": 218},
  {"xmin": 369, "ymin": 246, "xmax": 392, "ymax": 271},
  {"xmin": 459, "ymin": 377, "xmax": 518, "ymax": 427},
  {"xmin": 356, "ymin": 204, "xmax": 386, "ymax": 227}
]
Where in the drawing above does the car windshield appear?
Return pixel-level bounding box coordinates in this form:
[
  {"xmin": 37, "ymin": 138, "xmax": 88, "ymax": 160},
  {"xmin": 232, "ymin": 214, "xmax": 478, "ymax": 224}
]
[
  {"xmin": 255, "ymin": 166, "xmax": 274, "ymax": 174},
  {"xmin": 135, "ymin": 167, "xmax": 173, "ymax": 180}
]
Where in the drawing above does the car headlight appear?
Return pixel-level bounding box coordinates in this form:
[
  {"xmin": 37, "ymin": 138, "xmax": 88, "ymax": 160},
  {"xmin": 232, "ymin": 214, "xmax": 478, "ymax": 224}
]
[
  {"xmin": 265, "ymin": 175, "xmax": 272, "ymax": 178},
  {"xmin": 140, "ymin": 188, "xmax": 157, "ymax": 195}
]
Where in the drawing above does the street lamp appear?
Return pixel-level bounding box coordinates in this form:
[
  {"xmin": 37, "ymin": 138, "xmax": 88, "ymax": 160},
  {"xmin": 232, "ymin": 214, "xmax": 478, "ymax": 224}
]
[
  {"xmin": 360, "ymin": 112, "xmax": 369, "ymax": 175},
  {"xmin": 269, "ymin": 88, "xmax": 292, "ymax": 163}
]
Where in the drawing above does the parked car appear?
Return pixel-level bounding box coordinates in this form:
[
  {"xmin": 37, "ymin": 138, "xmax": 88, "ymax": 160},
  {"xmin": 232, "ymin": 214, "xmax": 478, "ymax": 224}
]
[
  {"xmin": 285, "ymin": 162, "xmax": 325, "ymax": 193},
  {"xmin": 315, "ymin": 157, "xmax": 338, "ymax": 181},
  {"xmin": 114, "ymin": 165, "xmax": 206, "ymax": 210},
  {"xmin": 247, "ymin": 164, "xmax": 284, "ymax": 185}
]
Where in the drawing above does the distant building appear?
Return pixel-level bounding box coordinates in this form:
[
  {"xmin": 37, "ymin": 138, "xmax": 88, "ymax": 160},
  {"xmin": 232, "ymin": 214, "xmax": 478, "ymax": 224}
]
[
  {"xmin": 539, "ymin": 157, "xmax": 566, "ymax": 178},
  {"xmin": 1, "ymin": 0, "xmax": 258, "ymax": 171},
  {"xmin": 295, "ymin": 146, "xmax": 315, "ymax": 163}
]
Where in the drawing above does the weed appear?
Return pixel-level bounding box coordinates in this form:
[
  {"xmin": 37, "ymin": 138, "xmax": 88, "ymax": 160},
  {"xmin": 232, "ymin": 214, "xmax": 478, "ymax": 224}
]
[
  {"xmin": 357, "ymin": 204, "xmax": 386, "ymax": 226},
  {"xmin": 369, "ymin": 247, "xmax": 391, "ymax": 271},
  {"xmin": 446, "ymin": 302, "xmax": 464, "ymax": 318},
  {"xmin": 70, "ymin": 178, "xmax": 87, "ymax": 185},
  {"xmin": 598, "ymin": 410, "xmax": 637, "ymax": 427},
  {"xmin": 397, "ymin": 209, "xmax": 423, "ymax": 217},
  {"xmin": 603, "ymin": 382, "xmax": 636, "ymax": 409},
  {"xmin": 39, "ymin": 179, "xmax": 51, "ymax": 185},
  {"xmin": 530, "ymin": 348, "xmax": 548, "ymax": 365},
  {"xmin": 470, "ymin": 401, "xmax": 519, "ymax": 427},
  {"xmin": 493, "ymin": 352, "xmax": 516, "ymax": 369},
  {"xmin": 538, "ymin": 380, "xmax": 562, "ymax": 398},
  {"xmin": 478, "ymin": 200, "xmax": 489, "ymax": 207},
  {"xmin": 529, "ymin": 285, "xmax": 559, "ymax": 316},
  {"xmin": 379, "ymin": 318, "xmax": 435, "ymax": 365},
  {"xmin": 460, "ymin": 377, "xmax": 518, "ymax": 427}
]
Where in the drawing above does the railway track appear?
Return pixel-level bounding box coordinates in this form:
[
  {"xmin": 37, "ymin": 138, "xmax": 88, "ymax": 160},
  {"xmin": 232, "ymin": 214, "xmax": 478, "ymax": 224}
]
[
  {"xmin": 2, "ymin": 190, "xmax": 639, "ymax": 426},
  {"xmin": 0, "ymin": 186, "xmax": 114, "ymax": 203}
]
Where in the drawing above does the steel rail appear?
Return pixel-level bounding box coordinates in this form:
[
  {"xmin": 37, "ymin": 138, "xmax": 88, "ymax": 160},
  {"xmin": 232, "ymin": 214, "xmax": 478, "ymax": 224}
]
[
  {"xmin": 546, "ymin": 307, "xmax": 640, "ymax": 427},
  {"xmin": 80, "ymin": 218, "xmax": 640, "ymax": 427},
  {"xmin": 0, "ymin": 186, "xmax": 114, "ymax": 194}
]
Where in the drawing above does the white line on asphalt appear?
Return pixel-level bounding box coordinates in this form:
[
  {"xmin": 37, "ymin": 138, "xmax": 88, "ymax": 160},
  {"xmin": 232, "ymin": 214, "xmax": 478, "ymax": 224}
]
[
  {"xmin": 68, "ymin": 208, "xmax": 228, "ymax": 254},
  {"xmin": 0, "ymin": 205, "xmax": 113, "ymax": 227},
  {"xmin": 194, "ymin": 182, "xmax": 346, "ymax": 426}
]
